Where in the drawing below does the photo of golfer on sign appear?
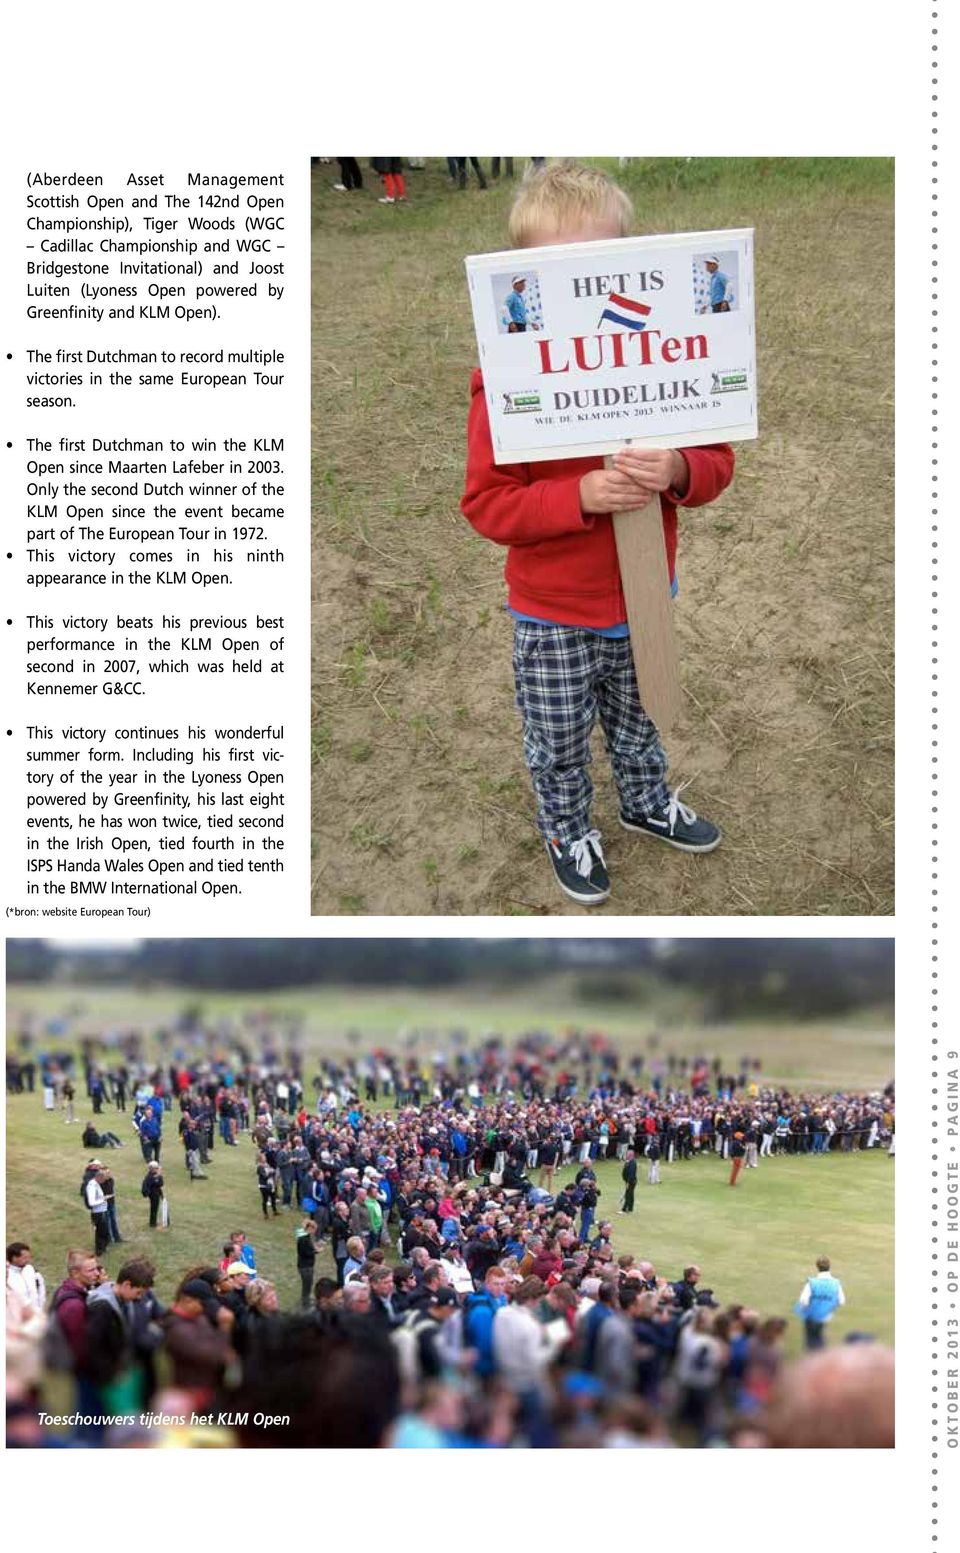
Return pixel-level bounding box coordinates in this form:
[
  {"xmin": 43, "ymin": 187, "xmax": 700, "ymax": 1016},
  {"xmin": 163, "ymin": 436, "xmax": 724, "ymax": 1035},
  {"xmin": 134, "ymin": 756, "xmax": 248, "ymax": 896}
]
[{"xmin": 462, "ymin": 162, "xmax": 756, "ymax": 907}]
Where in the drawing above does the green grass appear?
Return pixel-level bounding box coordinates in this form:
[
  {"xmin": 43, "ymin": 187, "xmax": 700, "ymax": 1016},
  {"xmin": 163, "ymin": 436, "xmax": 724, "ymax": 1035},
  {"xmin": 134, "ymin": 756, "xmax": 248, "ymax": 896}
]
[
  {"xmin": 6, "ymin": 1090, "xmax": 311, "ymax": 1313},
  {"xmin": 312, "ymin": 158, "xmax": 892, "ymax": 246},
  {"xmin": 597, "ymin": 1148, "xmax": 893, "ymax": 1348}
]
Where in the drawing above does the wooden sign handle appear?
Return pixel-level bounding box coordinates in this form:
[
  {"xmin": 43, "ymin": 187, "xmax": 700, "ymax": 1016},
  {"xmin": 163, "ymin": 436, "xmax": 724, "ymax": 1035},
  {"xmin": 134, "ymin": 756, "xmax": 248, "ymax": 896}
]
[{"xmin": 608, "ymin": 454, "xmax": 683, "ymax": 735}]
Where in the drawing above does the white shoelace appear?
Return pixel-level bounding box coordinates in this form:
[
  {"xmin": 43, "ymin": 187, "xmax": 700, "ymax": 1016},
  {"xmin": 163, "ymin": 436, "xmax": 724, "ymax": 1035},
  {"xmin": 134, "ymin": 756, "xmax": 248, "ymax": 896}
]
[
  {"xmin": 569, "ymin": 830, "xmax": 605, "ymax": 878},
  {"xmin": 665, "ymin": 781, "xmax": 697, "ymax": 834}
]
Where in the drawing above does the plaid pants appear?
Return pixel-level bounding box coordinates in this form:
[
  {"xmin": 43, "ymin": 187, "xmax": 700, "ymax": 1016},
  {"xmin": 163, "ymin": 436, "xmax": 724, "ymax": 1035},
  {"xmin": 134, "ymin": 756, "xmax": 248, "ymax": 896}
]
[{"xmin": 512, "ymin": 621, "xmax": 669, "ymax": 845}]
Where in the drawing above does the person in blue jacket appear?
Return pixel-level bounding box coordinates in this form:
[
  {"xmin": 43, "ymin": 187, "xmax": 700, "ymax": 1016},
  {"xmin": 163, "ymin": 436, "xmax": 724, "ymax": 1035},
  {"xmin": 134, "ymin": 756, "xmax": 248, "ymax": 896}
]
[
  {"xmin": 137, "ymin": 1103, "xmax": 162, "ymax": 1163},
  {"xmin": 219, "ymin": 1230, "xmax": 256, "ymax": 1274},
  {"xmin": 462, "ymin": 1265, "xmax": 508, "ymax": 1377},
  {"xmin": 795, "ymin": 1255, "xmax": 845, "ymax": 1349},
  {"xmin": 450, "ymin": 1126, "xmax": 469, "ymax": 1181}
]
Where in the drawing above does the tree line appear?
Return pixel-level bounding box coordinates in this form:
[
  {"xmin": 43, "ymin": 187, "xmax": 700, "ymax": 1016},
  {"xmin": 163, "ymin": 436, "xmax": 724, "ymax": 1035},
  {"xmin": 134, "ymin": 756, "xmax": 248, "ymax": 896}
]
[{"xmin": 6, "ymin": 938, "xmax": 892, "ymax": 1018}]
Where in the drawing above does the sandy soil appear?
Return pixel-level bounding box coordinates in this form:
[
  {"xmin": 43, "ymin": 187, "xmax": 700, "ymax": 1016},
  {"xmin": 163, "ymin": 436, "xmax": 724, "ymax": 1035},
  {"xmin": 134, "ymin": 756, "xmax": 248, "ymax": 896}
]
[{"xmin": 312, "ymin": 161, "xmax": 893, "ymax": 916}]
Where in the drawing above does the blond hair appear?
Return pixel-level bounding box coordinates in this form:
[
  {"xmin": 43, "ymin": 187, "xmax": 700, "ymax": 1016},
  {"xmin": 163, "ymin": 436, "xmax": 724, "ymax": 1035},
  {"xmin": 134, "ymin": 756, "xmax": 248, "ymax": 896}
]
[
  {"xmin": 244, "ymin": 1277, "xmax": 275, "ymax": 1309},
  {"xmin": 508, "ymin": 160, "xmax": 633, "ymax": 247}
]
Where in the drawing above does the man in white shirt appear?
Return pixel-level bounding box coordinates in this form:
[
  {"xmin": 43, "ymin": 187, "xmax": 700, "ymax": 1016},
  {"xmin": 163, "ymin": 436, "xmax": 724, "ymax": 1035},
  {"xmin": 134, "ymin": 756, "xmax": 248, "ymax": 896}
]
[
  {"xmin": 6, "ymin": 1242, "xmax": 47, "ymax": 1311},
  {"xmin": 85, "ymin": 1170, "xmax": 110, "ymax": 1256},
  {"xmin": 493, "ymin": 1276, "xmax": 550, "ymax": 1394},
  {"xmin": 441, "ymin": 1245, "xmax": 476, "ymax": 1297}
]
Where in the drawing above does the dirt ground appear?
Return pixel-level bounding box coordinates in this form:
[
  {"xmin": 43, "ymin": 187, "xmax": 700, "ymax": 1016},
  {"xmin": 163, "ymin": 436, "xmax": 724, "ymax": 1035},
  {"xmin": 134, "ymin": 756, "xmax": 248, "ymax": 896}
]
[{"xmin": 312, "ymin": 158, "xmax": 893, "ymax": 916}]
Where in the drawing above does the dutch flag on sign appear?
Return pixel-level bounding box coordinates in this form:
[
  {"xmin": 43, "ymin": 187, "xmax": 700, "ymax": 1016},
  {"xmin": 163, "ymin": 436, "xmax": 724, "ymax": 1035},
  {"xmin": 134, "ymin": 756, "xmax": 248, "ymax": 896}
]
[{"xmin": 598, "ymin": 292, "xmax": 652, "ymax": 330}]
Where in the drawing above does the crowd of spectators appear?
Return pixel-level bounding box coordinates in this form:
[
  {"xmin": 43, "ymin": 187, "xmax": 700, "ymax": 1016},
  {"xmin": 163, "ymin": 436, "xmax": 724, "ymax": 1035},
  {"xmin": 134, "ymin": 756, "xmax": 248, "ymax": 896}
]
[{"xmin": 6, "ymin": 1019, "xmax": 894, "ymax": 1448}]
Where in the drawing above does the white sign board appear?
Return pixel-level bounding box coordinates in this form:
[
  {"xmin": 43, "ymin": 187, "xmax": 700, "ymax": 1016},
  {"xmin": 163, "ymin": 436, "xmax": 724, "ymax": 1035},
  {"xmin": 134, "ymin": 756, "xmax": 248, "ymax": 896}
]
[{"xmin": 465, "ymin": 228, "xmax": 757, "ymax": 464}]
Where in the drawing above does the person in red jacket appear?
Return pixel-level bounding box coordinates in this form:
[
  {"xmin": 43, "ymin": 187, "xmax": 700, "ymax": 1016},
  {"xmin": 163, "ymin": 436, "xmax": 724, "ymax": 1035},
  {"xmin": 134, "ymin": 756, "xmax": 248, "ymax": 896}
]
[
  {"xmin": 50, "ymin": 1248, "xmax": 100, "ymax": 1369},
  {"xmin": 461, "ymin": 162, "xmax": 735, "ymax": 905}
]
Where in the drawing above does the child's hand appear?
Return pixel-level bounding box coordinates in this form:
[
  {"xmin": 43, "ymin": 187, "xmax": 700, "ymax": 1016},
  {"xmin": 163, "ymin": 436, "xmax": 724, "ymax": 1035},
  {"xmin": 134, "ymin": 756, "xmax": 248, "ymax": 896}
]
[
  {"xmin": 611, "ymin": 447, "xmax": 689, "ymax": 498},
  {"xmin": 580, "ymin": 467, "xmax": 661, "ymax": 514}
]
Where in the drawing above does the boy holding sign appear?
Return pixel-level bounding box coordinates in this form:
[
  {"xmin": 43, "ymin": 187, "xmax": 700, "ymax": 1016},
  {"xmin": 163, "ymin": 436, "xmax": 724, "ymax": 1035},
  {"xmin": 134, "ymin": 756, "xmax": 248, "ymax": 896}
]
[{"xmin": 461, "ymin": 162, "xmax": 737, "ymax": 905}]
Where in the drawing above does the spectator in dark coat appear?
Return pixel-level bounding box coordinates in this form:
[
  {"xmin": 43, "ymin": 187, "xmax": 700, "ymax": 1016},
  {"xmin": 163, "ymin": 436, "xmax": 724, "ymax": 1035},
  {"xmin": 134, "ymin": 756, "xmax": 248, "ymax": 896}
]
[
  {"xmin": 162, "ymin": 1278, "xmax": 234, "ymax": 1395},
  {"xmin": 81, "ymin": 1120, "xmax": 123, "ymax": 1149},
  {"xmin": 671, "ymin": 1265, "xmax": 702, "ymax": 1312},
  {"xmin": 620, "ymin": 1150, "xmax": 638, "ymax": 1213},
  {"xmin": 141, "ymin": 1162, "xmax": 165, "ymax": 1227},
  {"xmin": 83, "ymin": 1257, "xmax": 158, "ymax": 1399},
  {"xmin": 296, "ymin": 1218, "xmax": 319, "ymax": 1309},
  {"xmin": 368, "ymin": 1263, "xmax": 402, "ymax": 1330}
]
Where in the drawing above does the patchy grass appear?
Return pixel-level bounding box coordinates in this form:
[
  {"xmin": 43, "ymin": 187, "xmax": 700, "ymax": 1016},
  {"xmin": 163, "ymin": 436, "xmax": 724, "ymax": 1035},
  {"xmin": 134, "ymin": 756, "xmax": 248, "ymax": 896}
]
[{"xmin": 313, "ymin": 156, "xmax": 894, "ymax": 915}]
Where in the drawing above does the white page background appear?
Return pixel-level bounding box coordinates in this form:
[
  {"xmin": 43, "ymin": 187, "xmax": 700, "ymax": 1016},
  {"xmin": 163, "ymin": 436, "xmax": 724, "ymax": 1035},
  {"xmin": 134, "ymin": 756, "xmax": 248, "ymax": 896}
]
[{"xmin": 0, "ymin": 0, "xmax": 950, "ymax": 1535}]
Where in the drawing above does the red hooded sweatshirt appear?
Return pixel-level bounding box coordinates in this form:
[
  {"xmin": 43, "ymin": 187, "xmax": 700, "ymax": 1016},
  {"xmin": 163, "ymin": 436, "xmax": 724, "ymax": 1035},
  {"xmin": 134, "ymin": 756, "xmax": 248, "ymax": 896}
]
[{"xmin": 460, "ymin": 368, "xmax": 735, "ymax": 630}]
